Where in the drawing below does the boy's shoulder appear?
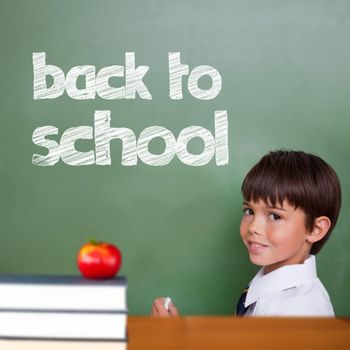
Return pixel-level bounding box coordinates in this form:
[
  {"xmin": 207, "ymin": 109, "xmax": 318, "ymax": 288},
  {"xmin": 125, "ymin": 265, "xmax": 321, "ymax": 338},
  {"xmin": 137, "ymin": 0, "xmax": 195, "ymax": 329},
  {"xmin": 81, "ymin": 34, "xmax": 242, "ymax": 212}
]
[
  {"xmin": 255, "ymin": 278, "xmax": 334, "ymax": 316},
  {"xmin": 246, "ymin": 256, "xmax": 335, "ymax": 317}
]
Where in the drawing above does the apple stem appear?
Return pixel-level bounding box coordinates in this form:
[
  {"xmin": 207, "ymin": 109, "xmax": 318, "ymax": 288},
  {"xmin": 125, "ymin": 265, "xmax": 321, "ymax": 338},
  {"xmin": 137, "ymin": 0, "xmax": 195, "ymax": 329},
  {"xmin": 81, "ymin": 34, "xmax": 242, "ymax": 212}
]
[{"xmin": 87, "ymin": 237, "xmax": 99, "ymax": 245}]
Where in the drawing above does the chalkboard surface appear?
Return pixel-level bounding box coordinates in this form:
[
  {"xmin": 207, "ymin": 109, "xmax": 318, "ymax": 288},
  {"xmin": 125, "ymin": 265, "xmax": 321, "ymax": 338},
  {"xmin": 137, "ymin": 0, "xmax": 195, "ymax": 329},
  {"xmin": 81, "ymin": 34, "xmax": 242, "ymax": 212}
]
[{"xmin": 0, "ymin": 0, "xmax": 349, "ymax": 315}]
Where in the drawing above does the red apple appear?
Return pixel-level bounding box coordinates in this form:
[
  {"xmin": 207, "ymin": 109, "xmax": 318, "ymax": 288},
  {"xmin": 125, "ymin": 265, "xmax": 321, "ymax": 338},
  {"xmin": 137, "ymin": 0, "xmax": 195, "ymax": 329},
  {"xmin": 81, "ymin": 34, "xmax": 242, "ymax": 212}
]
[{"xmin": 77, "ymin": 240, "xmax": 122, "ymax": 279}]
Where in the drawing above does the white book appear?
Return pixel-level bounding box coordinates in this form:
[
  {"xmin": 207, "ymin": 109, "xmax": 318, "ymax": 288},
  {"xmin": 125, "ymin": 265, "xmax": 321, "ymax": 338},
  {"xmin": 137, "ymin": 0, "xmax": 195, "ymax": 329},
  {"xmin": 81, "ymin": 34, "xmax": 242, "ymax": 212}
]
[
  {"xmin": 0, "ymin": 311, "xmax": 127, "ymax": 340},
  {"xmin": 0, "ymin": 339, "xmax": 126, "ymax": 350},
  {"xmin": 0, "ymin": 276, "xmax": 127, "ymax": 311}
]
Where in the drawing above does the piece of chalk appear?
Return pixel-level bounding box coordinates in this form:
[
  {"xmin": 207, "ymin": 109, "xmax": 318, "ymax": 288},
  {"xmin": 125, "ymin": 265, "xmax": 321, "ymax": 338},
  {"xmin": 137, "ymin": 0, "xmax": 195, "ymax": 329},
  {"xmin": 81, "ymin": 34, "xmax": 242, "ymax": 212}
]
[{"xmin": 163, "ymin": 297, "xmax": 172, "ymax": 311}]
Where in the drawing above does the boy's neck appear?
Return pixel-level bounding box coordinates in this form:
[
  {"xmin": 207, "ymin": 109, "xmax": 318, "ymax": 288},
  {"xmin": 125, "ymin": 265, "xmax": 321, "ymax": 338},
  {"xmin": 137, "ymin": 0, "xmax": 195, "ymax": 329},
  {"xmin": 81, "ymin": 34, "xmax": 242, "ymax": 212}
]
[{"xmin": 263, "ymin": 254, "xmax": 312, "ymax": 275}]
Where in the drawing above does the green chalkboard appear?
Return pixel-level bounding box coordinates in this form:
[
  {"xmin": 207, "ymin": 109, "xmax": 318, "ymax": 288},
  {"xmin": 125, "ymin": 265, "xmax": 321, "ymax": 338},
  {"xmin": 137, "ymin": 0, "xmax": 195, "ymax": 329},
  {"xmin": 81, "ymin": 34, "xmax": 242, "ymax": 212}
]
[{"xmin": 0, "ymin": 0, "xmax": 349, "ymax": 316}]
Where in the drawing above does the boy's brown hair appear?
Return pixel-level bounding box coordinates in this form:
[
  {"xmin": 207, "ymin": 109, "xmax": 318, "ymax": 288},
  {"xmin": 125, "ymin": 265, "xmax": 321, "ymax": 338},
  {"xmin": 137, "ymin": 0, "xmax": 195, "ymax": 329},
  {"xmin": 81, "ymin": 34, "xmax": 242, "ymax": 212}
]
[{"xmin": 241, "ymin": 150, "xmax": 341, "ymax": 254}]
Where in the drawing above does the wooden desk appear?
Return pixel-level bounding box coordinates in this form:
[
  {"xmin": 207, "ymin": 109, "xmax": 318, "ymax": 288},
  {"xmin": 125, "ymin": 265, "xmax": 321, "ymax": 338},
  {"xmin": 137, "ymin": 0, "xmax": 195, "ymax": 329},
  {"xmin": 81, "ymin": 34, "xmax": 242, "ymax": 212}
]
[{"xmin": 128, "ymin": 316, "xmax": 350, "ymax": 350}]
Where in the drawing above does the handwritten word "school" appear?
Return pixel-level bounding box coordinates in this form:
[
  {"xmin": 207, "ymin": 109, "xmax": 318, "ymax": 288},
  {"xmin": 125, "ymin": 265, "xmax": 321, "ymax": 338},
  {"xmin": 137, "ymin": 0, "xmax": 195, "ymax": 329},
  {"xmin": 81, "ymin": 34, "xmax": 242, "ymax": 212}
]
[{"xmin": 32, "ymin": 110, "xmax": 228, "ymax": 167}]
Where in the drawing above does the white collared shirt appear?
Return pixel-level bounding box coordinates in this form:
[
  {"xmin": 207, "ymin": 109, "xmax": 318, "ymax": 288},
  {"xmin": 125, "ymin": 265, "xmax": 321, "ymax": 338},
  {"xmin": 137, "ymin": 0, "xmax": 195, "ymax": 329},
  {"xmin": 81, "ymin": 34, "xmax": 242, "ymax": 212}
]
[{"xmin": 244, "ymin": 255, "xmax": 334, "ymax": 317}]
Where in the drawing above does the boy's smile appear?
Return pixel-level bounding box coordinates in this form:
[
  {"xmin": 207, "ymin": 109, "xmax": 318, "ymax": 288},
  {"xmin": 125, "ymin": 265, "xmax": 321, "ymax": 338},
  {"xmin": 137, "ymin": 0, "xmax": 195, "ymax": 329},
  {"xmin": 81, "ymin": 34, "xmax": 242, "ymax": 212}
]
[{"xmin": 240, "ymin": 199, "xmax": 312, "ymax": 274}]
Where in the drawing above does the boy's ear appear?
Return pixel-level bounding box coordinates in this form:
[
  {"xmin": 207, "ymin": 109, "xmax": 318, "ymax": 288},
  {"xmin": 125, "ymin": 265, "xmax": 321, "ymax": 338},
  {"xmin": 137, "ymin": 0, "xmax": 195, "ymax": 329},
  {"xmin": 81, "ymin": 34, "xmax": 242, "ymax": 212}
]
[{"xmin": 306, "ymin": 216, "xmax": 331, "ymax": 243}]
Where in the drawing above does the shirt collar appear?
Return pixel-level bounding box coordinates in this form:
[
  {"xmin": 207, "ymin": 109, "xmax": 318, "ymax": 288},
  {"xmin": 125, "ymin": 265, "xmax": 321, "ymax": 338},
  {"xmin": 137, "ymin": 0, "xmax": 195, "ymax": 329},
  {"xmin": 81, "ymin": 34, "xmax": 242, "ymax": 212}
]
[{"xmin": 245, "ymin": 255, "xmax": 318, "ymax": 307}]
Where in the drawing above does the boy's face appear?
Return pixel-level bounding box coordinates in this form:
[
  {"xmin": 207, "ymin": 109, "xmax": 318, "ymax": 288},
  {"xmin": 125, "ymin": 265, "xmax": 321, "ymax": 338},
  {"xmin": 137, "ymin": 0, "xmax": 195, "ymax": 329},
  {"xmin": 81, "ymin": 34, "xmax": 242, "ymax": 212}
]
[{"xmin": 240, "ymin": 199, "xmax": 312, "ymax": 274}]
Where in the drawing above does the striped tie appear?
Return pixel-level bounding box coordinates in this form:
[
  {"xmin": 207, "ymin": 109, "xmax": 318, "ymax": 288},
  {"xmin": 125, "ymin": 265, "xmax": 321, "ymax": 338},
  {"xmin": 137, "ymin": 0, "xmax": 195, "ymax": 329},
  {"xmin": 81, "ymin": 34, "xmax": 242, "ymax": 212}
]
[{"xmin": 235, "ymin": 287, "xmax": 249, "ymax": 316}]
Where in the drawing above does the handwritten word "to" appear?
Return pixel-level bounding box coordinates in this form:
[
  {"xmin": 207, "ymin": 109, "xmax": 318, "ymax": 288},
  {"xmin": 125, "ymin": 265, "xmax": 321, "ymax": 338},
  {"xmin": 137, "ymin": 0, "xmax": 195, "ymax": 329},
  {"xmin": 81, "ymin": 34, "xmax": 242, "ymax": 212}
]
[{"xmin": 32, "ymin": 110, "xmax": 228, "ymax": 167}]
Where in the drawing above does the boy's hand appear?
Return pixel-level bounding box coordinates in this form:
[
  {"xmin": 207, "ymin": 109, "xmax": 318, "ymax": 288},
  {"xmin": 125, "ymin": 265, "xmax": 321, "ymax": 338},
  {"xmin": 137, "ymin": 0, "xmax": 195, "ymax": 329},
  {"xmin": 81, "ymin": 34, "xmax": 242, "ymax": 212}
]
[{"xmin": 151, "ymin": 297, "xmax": 180, "ymax": 317}]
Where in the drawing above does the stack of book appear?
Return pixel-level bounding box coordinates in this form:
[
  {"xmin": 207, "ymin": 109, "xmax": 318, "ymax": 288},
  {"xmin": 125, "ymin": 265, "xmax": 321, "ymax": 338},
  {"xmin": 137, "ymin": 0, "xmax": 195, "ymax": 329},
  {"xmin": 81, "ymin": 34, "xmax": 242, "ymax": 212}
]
[{"xmin": 0, "ymin": 275, "xmax": 127, "ymax": 350}]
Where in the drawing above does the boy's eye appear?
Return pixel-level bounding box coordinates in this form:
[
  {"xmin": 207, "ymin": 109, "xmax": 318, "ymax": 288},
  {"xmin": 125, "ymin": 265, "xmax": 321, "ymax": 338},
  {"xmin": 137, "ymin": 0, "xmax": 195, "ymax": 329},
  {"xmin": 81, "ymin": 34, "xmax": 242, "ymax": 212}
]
[
  {"xmin": 269, "ymin": 213, "xmax": 282, "ymax": 221},
  {"xmin": 243, "ymin": 208, "xmax": 254, "ymax": 216}
]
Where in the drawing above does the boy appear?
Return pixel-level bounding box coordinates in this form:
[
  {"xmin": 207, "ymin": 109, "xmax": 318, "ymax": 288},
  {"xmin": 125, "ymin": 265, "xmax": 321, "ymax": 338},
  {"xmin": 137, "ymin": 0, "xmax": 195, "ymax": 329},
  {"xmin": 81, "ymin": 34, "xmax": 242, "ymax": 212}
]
[{"xmin": 151, "ymin": 150, "xmax": 341, "ymax": 317}]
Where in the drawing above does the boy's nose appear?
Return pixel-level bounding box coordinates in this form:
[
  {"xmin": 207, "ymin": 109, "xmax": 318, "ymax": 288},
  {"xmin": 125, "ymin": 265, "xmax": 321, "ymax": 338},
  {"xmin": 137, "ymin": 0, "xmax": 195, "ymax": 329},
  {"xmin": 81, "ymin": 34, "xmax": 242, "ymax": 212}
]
[{"xmin": 248, "ymin": 217, "xmax": 263, "ymax": 236}]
